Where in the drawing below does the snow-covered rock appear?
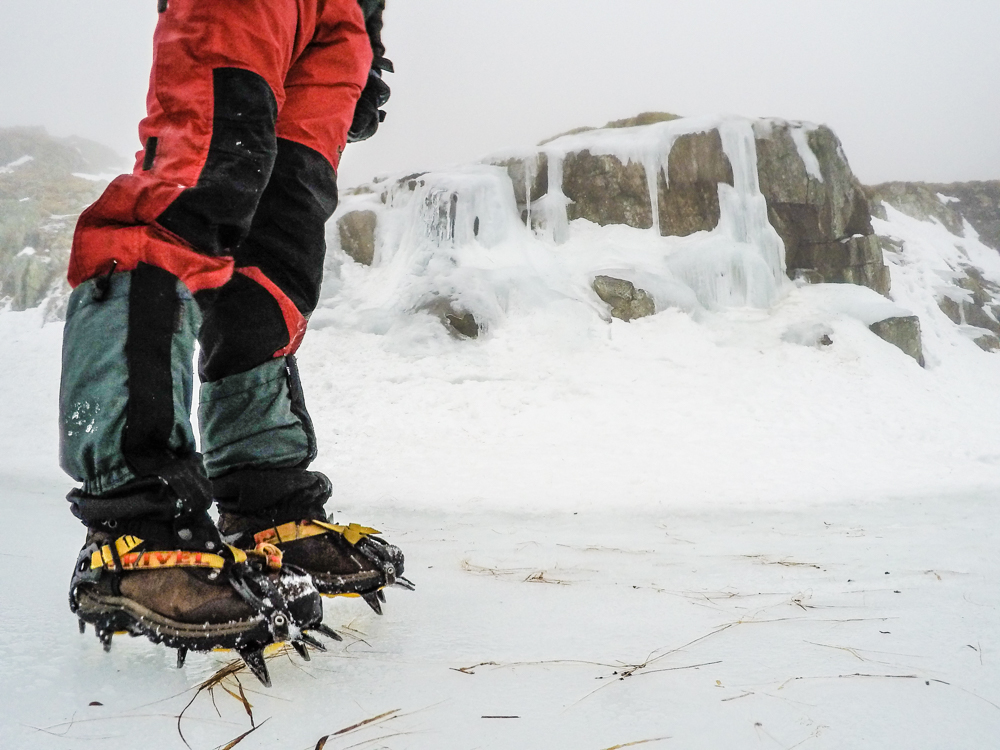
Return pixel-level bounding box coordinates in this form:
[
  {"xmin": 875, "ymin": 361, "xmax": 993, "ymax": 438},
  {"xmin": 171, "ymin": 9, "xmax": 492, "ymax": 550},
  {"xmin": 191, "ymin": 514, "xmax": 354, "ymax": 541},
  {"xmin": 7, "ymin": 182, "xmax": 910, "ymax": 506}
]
[
  {"xmin": 591, "ymin": 275, "xmax": 655, "ymax": 322},
  {"xmin": 330, "ymin": 114, "xmax": 900, "ymax": 341},
  {"xmin": 867, "ymin": 180, "xmax": 1000, "ymax": 252},
  {"xmin": 868, "ymin": 192, "xmax": 1000, "ymax": 353},
  {"xmin": 754, "ymin": 121, "xmax": 889, "ymax": 295}
]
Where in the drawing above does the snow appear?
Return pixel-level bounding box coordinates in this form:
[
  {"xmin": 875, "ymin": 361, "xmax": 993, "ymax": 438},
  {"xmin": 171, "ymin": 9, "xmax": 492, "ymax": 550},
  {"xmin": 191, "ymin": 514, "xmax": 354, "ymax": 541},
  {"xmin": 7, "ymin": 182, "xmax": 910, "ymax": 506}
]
[
  {"xmin": 0, "ymin": 154, "xmax": 34, "ymax": 173},
  {"xmin": 71, "ymin": 172, "xmax": 119, "ymax": 182},
  {"xmin": 3, "ymin": 142, "xmax": 1000, "ymax": 747},
  {"xmin": 873, "ymin": 204, "xmax": 1000, "ymax": 364},
  {"xmin": 789, "ymin": 124, "xmax": 824, "ymax": 183}
]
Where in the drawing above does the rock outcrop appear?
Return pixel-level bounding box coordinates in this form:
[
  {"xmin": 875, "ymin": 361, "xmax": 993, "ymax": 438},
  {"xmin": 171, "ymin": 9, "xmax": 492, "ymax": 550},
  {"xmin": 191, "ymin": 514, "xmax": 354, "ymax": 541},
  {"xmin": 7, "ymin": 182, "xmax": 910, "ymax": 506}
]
[
  {"xmin": 592, "ymin": 276, "xmax": 656, "ymax": 322},
  {"xmin": 336, "ymin": 209, "xmax": 378, "ymax": 266},
  {"xmin": 869, "ymin": 316, "xmax": 924, "ymax": 366},
  {"xmin": 326, "ymin": 115, "xmax": 917, "ymax": 344},
  {"xmin": 753, "ymin": 121, "xmax": 889, "ymax": 295}
]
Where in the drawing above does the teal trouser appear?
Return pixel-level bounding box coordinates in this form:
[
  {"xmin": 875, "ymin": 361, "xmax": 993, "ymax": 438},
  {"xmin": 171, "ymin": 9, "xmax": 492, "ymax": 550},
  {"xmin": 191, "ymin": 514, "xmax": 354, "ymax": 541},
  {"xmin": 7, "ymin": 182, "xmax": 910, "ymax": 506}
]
[{"xmin": 60, "ymin": 265, "xmax": 314, "ymax": 517}]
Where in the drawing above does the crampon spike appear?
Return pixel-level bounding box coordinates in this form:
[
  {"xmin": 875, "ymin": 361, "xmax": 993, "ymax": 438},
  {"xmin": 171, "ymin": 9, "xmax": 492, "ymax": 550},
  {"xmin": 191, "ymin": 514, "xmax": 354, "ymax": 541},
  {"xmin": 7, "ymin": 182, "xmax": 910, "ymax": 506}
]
[
  {"xmin": 376, "ymin": 589, "xmax": 387, "ymax": 604},
  {"xmin": 78, "ymin": 618, "xmax": 86, "ymax": 634},
  {"xmin": 313, "ymin": 623, "xmax": 343, "ymax": 642},
  {"xmin": 393, "ymin": 576, "xmax": 416, "ymax": 591},
  {"xmin": 98, "ymin": 630, "xmax": 113, "ymax": 652},
  {"xmin": 292, "ymin": 641, "xmax": 310, "ymax": 661},
  {"xmin": 297, "ymin": 632, "xmax": 327, "ymax": 652},
  {"xmin": 362, "ymin": 592, "xmax": 383, "ymax": 616},
  {"xmin": 176, "ymin": 647, "xmax": 188, "ymax": 669},
  {"xmin": 240, "ymin": 648, "xmax": 271, "ymax": 688}
]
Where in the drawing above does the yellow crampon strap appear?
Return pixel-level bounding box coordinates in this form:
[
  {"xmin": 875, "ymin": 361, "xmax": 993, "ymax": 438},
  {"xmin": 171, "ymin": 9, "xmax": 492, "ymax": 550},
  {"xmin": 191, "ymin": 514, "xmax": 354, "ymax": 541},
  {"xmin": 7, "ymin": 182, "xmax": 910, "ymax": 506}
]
[
  {"xmin": 88, "ymin": 536, "xmax": 274, "ymax": 572},
  {"xmin": 254, "ymin": 520, "xmax": 380, "ymax": 548},
  {"xmin": 89, "ymin": 535, "xmax": 143, "ymax": 569}
]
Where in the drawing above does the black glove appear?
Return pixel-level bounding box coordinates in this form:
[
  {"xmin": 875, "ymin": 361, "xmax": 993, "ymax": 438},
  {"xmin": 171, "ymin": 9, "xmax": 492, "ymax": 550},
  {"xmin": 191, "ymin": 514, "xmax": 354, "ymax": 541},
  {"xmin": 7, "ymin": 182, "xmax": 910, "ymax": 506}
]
[{"xmin": 348, "ymin": 60, "xmax": 392, "ymax": 143}]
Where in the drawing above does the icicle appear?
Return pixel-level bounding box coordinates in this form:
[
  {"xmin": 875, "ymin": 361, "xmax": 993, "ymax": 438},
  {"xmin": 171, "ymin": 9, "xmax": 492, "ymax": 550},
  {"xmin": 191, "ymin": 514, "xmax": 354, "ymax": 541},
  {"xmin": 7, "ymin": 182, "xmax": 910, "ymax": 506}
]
[
  {"xmin": 718, "ymin": 119, "xmax": 787, "ymax": 293},
  {"xmin": 540, "ymin": 152, "xmax": 570, "ymax": 244},
  {"xmin": 524, "ymin": 154, "xmax": 537, "ymax": 230},
  {"xmin": 643, "ymin": 153, "xmax": 662, "ymax": 236}
]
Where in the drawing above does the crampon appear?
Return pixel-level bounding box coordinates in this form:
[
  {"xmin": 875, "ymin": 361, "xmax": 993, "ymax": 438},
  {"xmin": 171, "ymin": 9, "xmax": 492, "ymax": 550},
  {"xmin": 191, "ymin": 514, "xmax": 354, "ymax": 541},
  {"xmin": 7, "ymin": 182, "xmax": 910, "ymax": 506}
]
[
  {"xmin": 225, "ymin": 518, "xmax": 414, "ymax": 615},
  {"xmin": 69, "ymin": 530, "xmax": 340, "ymax": 686}
]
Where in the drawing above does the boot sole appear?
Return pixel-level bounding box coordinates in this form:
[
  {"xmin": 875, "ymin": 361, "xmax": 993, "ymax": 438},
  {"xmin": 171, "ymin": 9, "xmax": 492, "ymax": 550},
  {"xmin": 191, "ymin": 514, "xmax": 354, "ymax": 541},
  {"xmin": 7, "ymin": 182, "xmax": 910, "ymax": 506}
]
[
  {"xmin": 75, "ymin": 586, "xmax": 271, "ymax": 651},
  {"xmin": 310, "ymin": 569, "xmax": 383, "ymax": 597}
]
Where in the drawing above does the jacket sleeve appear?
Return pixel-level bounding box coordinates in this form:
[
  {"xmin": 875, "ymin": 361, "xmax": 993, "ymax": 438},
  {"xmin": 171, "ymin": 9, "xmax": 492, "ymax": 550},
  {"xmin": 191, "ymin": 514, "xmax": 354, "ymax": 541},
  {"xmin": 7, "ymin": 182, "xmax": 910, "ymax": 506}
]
[
  {"xmin": 347, "ymin": 0, "xmax": 392, "ymax": 143},
  {"xmin": 358, "ymin": 0, "xmax": 390, "ymax": 70}
]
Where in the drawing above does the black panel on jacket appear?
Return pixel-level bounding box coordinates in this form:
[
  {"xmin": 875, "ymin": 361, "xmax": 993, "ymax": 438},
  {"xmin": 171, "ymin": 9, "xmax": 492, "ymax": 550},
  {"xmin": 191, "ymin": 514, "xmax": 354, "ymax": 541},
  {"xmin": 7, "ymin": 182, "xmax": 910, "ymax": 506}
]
[
  {"xmin": 196, "ymin": 275, "xmax": 289, "ymax": 383},
  {"xmin": 157, "ymin": 68, "xmax": 278, "ymax": 256},
  {"xmin": 234, "ymin": 138, "xmax": 338, "ymax": 316}
]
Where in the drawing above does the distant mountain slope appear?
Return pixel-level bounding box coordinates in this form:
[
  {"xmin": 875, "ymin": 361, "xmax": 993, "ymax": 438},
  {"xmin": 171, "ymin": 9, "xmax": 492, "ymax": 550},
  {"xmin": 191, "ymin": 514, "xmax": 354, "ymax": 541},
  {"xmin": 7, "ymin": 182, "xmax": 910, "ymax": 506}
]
[
  {"xmin": 0, "ymin": 127, "xmax": 126, "ymax": 317},
  {"xmin": 866, "ymin": 180, "xmax": 1000, "ymax": 252},
  {"xmin": 865, "ymin": 181, "xmax": 1000, "ymax": 350}
]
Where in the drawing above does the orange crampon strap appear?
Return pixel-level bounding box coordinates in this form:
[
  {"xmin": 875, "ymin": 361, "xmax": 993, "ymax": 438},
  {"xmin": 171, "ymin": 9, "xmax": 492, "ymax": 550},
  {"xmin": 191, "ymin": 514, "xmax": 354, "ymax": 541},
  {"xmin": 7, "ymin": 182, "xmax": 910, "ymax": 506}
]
[
  {"xmin": 88, "ymin": 536, "xmax": 282, "ymax": 572},
  {"xmin": 254, "ymin": 520, "xmax": 380, "ymax": 548},
  {"xmin": 247, "ymin": 541, "xmax": 283, "ymax": 570}
]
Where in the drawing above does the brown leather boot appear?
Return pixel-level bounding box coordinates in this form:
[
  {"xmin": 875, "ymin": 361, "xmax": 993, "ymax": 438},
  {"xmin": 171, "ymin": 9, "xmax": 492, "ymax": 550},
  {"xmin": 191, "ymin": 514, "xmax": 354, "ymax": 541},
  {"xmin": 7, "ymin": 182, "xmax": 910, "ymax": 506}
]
[
  {"xmin": 213, "ymin": 468, "xmax": 413, "ymax": 615},
  {"xmin": 219, "ymin": 514, "xmax": 411, "ymax": 614},
  {"xmin": 70, "ymin": 524, "xmax": 328, "ymax": 686}
]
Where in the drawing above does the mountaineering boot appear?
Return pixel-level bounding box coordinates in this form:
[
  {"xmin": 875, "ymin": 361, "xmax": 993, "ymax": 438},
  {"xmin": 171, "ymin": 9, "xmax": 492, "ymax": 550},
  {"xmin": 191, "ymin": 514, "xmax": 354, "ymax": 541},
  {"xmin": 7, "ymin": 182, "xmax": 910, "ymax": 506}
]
[
  {"xmin": 198, "ymin": 347, "xmax": 411, "ymax": 616},
  {"xmin": 68, "ymin": 477, "xmax": 325, "ymax": 686},
  {"xmin": 215, "ymin": 468, "xmax": 412, "ymax": 614}
]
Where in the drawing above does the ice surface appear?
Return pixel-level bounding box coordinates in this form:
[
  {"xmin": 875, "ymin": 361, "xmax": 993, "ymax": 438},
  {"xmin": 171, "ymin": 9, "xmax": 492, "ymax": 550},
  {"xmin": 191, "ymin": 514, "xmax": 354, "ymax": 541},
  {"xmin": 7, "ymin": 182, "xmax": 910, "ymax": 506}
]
[{"xmin": 4, "ymin": 484, "xmax": 1000, "ymax": 749}]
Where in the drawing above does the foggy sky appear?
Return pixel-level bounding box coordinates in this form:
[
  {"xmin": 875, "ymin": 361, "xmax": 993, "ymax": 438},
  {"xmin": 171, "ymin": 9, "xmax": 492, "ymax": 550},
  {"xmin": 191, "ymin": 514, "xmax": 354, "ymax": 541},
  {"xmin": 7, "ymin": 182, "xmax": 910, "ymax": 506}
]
[{"xmin": 1, "ymin": 0, "xmax": 997, "ymax": 188}]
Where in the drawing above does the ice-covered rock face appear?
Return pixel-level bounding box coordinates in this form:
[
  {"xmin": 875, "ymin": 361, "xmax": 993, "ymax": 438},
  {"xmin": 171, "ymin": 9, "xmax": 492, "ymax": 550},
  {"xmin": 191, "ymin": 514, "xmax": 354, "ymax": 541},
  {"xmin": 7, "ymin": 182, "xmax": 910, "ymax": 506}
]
[
  {"xmin": 491, "ymin": 116, "xmax": 887, "ymax": 297},
  {"xmin": 393, "ymin": 168, "xmax": 519, "ymax": 250},
  {"xmin": 332, "ymin": 114, "xmax": 888, "ymax": 326},
  {"xmin": 863, "ymin": 182, "xmax": 1000, "ymax": 349}
]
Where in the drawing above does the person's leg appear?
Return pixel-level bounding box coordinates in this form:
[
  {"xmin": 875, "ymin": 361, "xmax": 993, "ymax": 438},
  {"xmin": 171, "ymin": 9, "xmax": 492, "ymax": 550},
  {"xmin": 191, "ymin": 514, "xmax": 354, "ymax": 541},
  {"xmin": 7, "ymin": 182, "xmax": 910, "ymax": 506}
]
[
  {"xmin": 61, "ymin": 0, "xmax": 326, "ymax": 678},
  {"xmin": 62, "ymin": 0, "xmax": 313, "ymax": 515},
  {"xmin": 197, "ymin": 0, "xmax": 372, "ymax": 476},
  {"xmin": 198, "ymin": 0, "xmax": 409, "ymax": 609}
]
